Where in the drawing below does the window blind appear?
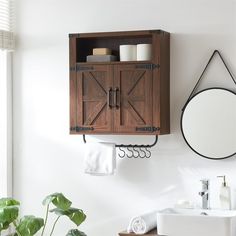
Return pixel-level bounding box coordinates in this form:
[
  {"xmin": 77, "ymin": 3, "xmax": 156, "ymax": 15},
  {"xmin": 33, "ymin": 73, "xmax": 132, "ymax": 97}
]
[{"xmin": 0, "ymin": 0, "xmax": 14, "ymax": 50}]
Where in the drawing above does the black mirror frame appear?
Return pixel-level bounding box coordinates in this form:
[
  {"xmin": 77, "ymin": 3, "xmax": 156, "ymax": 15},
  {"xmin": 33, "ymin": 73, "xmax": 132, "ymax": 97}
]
[{"xmin": 180, "ymin": 87, "xmax": 236, "ymax": 160}]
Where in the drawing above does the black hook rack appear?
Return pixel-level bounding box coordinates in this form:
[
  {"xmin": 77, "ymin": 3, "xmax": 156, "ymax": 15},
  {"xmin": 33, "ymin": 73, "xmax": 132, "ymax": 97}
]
[
  {"xmin": 82, "ymin": 134, "xmax": 158, "ymax": 158},
  {"xmin": 116, "ymin": 135, "xmax": 158, "ymax": 158}
]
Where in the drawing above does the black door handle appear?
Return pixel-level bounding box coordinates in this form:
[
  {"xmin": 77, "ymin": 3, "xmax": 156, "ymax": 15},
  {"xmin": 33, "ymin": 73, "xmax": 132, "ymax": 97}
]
[
  {"xmin": 114, "ymin": 87, "xmax": 120, "ymax": 109},
  {"xmin": 107, "ymin": 87, "xmax": 113, "ymax": 108}
]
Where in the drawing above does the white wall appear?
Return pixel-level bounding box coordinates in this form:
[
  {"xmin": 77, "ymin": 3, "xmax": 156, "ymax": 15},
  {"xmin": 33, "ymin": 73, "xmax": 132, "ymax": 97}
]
[
  {"xmin": 14, "ymin": 0, "xmax": 236, "ymax": 235},
  {"xmin": 0, "ymin": 51, "xmax": 12, "ymax": 197}
]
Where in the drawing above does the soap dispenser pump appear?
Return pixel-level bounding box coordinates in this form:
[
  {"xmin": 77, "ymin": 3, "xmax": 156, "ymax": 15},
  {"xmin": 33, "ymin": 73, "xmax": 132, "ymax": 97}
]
[{"xmin": 217, "ymin": 175, "xmax": 231, "ymax": 210}]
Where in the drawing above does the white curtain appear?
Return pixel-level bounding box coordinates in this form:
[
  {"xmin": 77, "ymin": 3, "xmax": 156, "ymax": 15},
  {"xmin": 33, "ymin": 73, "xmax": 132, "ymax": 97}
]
[{"xmin": 0, "ymin": 0, "xmax": 14, "ymax": 50}]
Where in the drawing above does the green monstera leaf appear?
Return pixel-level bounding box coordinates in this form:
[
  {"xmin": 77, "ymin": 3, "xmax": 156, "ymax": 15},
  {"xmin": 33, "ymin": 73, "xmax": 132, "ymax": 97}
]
[
  {"xmin": 42, "ymin": 193, "xmax": 72, "ymax": 210},
  {"xmin": 0, "ymin": 198, "xmax": 20, "ymax": 207},
  {"xmin": 16, "ymin": 215, "xmax": 44, "ymax": 236},
  {"xmin": 66, "ymin": 229, "xmax": 87, "ymax": 236},
  {"xmin": 50, "ymin": 207, "xmax": 86, "ymax": 226},
  {"xmin": 0, "ymin": 206, "xmax": 19, "ymax": 231}
]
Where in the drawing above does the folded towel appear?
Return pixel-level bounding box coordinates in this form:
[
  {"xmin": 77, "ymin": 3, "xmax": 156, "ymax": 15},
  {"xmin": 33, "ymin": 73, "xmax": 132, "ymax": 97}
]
[
  {"xmin": 127, "ymin": 211, "xmax": 157, "ymax": 234},
  {"xmin": 84, "ymin": 142, "xmax": 116, "ymax": 176}
]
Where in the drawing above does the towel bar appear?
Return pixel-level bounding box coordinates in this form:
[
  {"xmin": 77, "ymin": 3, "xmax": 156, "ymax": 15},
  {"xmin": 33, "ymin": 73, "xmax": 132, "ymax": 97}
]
[{"xmin": 82, "ymin": 134, "xmax": 158, "ymax": 158}]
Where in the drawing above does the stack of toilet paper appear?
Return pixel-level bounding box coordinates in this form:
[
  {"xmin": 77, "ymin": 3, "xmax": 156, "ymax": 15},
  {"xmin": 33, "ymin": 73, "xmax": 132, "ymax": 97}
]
[{"xmin": 119, "ymin": 44, "xmax": 152, "ymax": 61}]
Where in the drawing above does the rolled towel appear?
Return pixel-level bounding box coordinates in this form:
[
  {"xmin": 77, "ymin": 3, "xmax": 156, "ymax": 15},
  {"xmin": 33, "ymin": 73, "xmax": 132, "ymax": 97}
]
[
  {"xmin": 127, "ymin": 211, "xmax": 157, "ymax": 234},
  {"xmin": 84, "ymin": 142, "xmax": 116, "ymax": 176}
]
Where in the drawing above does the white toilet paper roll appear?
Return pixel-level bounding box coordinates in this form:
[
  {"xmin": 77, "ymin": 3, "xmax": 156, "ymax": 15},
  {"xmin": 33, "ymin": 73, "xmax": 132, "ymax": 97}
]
[
  {"xmin": 119, "ymin": 45, "xmax": 137, "ymax": 61},
  {"xmin": 137, "ymin": 44, "xmax": 152, "ymax": 61}
]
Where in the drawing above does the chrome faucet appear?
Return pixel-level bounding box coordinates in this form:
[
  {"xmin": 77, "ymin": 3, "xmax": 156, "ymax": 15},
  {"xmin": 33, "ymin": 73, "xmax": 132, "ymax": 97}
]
[{"xmin": 199, "ymin": 179, "xmax": 210, "ymax": 209}]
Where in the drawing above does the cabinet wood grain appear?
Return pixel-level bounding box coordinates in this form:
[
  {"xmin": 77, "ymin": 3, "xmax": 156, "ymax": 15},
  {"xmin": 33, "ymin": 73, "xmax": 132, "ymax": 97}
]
[{"xmin": 69, "ymin": 30, "xmax": 170, "ymax": 135}]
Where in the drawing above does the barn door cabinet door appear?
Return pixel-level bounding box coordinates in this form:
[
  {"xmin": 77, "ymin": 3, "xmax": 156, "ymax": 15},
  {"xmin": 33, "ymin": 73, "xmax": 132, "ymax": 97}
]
[
  {"xmin": 75, "ymin": 64, "xmax": 113, "ymax": 133},
  {"xmin": 73, "ymin": 63, "xmax": 156, "ymax": 134},
  {"xmin": 113, "ymin": 64, "xmax": 153, "ymax": 134}
]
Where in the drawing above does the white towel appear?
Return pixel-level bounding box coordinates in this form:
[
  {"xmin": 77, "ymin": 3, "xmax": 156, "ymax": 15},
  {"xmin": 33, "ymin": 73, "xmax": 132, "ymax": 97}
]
[
  {"xmin": 84, "ymin": 142, "xmax": 116, "ymax": 176},
  {"xmin": 127, "ymin": 211, "xmax": 157, "ymax": 234}
]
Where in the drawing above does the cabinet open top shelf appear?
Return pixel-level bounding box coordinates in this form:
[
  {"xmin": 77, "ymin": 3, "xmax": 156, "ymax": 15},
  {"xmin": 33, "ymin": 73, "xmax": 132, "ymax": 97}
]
[{"xmin": 69, "ymin": 30, "xmax": 168, "ymax": 63}]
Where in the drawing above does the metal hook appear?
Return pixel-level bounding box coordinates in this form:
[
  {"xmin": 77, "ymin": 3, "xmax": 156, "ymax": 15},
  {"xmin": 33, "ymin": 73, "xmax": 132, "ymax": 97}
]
[
  {"xmin": 133, "ymin": 147, "xmax": 140, "ymax": 158},
  {"xmin": 145, "ymin": 148, "xmax": 151, "ymax": 158},
  {"xmin": 118, "ymin": 147, "xmax": 125, "ymax": 158},
  {"xmin": 83, "ymin": 134, "xmax": 86, "ymax": 143},
  {"xmin": 126, "ymin": 147, "xmax": 133, "ymax": 158},
  {"xmin": 139, "ymin": 147, "xmax": 146, "ymax": 158}
]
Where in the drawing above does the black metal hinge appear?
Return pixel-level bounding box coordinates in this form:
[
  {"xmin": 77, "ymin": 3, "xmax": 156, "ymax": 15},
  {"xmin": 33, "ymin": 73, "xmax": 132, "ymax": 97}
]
[
  {"xmin": 76, "ymin": 65, "xmax": 94, "ymax": 71},
  {"xmin": 70, "ymin": 126, "xmax": 94, "ymax": 132},
  {"xmin": 136, "ymin": 126, "xmax": 160, "ymax": 132},
  {"xmin": 70, "ymin": 66, "xmax": 76, "ymax": 72},
  {"xmin": 70, "ymin": 65, "xmax": 94, "ymax": 72},
  {"xmin": 135, "ymin": 64, "xmax": 160, "ymax": 70}
]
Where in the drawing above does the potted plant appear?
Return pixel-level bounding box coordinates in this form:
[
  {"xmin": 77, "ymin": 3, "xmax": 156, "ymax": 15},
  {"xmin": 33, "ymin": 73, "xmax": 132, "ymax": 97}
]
[{"xmin": 0, "ymin": 193, "xmax": 86, "ymax": 236}]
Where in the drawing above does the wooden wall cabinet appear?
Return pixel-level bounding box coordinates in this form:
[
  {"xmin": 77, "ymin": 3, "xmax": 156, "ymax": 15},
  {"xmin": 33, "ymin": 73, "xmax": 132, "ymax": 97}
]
[{"xmin": 69, "ymin": 30, "xmax": 170, "ymax": 135}]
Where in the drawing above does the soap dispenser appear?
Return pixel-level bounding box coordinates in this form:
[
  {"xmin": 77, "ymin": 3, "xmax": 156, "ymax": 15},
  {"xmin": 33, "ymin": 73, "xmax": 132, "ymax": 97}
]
[{"xmin": 217, "ymin": 175, "xmax": 231, "ymax": 210}]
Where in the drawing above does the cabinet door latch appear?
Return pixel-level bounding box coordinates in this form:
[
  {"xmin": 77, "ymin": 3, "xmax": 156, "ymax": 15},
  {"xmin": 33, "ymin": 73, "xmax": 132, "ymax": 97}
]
[
  {"xmin": 136, "ymin": 126, "xmax": 160, "ymax": 132},
  {"xmin": 135, "ymin": 64, "xmax": 160, "ymax": 70},
  {"xmin": 70, "ymin": 126, "xmax": 94, "ymax": 132}
]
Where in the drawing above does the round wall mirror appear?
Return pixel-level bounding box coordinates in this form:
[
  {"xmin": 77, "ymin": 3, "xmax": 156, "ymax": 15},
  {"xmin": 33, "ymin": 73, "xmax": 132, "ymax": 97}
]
[{"xmin": 181, "ymin": 88, "xmax": 236, "ymax": 160}]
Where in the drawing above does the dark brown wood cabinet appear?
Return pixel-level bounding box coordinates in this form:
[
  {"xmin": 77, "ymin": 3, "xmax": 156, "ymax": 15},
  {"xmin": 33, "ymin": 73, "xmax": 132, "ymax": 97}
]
[{"xmin": 69, "ymin": 30, "xmax": 170, "ymax": 135}]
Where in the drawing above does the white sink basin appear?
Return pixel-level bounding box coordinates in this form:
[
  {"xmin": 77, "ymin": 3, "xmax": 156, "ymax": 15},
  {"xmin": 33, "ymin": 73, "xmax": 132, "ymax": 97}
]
[{"xmin": 157, "ymin": 208, "xmax": 236, "ymax": 236}]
